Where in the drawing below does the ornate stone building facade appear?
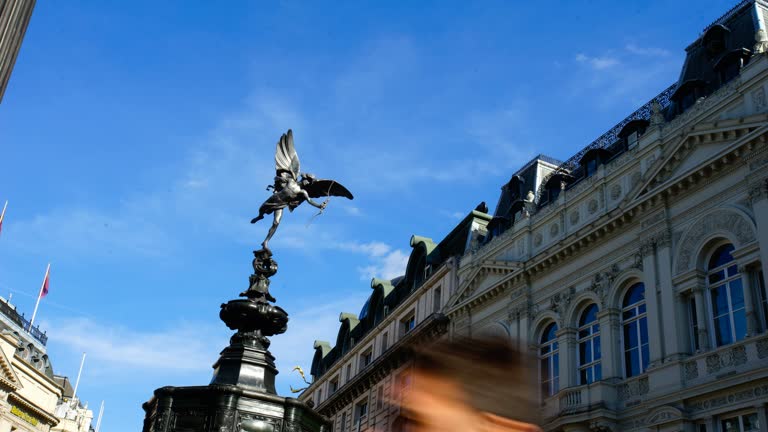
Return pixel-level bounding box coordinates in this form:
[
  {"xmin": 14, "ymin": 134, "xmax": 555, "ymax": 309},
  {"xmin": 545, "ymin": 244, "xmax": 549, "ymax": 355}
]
[
  {"xmin": 0, "ymin": 0, "xmax": 35, "ymax": 103},
  {"xmin": 299, "ymin": 212, "xmax": 490, "ymax": 432},
  {"xmin": 305, "ymin": 1, "xmax": 768, "ymax": 431}
]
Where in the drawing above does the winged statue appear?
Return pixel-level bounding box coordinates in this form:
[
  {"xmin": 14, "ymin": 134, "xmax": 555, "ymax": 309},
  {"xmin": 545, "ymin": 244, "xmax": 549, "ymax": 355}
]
[{"xmin": 251, "ymin": 129, "xmax": 354, "ymax": 250}]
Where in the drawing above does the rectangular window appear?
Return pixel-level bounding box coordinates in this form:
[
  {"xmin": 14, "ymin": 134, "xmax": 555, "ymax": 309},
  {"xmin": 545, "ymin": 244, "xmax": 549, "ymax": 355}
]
[
  {"xmin": 381, "ymin": 332, "xmax": 389, "ymax": 353},
  {"xmin": 433, "ymin": 287, "xmax": 442, "ymax": 313},
  {"xmin": 720, "ymin": 412, "xmax": 759, "ymax": 431},
  {"xmin": 354, "ymin": 400, "xmax": 369, "ymax": 425},
  {"xmin": 360, "ymin": 348, "xmax": 373, "ymax": 371},
  {"xmin": 401, "ymin": 313, "xmax": 416, "ymax": 337},
  {"xmin": 330, "ymin": 377, "xmax": 339, "ymax": 394},
  {"xmin": 346, "ymin": 364, "xmax": 352, "ymax": 383},
  {"xmin": 689, "ymin": 297, "xmax": 700, "ymax": 352},
  {"xmin": 316, "ymin": 389, "xmax": 322, "ymax": 405},
  {"xmin": 340, "ymin": 412, "xmax": 346, "ymax": 432}
]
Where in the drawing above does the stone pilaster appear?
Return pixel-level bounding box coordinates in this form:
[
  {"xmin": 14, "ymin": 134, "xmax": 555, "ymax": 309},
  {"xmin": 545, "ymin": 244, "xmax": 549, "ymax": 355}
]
[
  {"xmin": 692, "ymin": 285, "xmax": 711, "ymax": 351},
  {"xmin": 749, "ymin": 179, "xmax": 768, "ymax": 289},
  {"xmin": 656, "ymin": 232, "xmax": 683, "ymax": 359},
  {"xmin": 557, "ymin": 327, "xmax": 577, "ymax": 389},
  {"xmin": 597, "ymin": 308, "xmax": 620, "ymax": 380},
  {"xmin": 739, "ymin": 265, "xmax": 758, "ymax": 337},
  {"xmin": 641, "ymin": 239, "xmax": 664, "ymax": 365}
]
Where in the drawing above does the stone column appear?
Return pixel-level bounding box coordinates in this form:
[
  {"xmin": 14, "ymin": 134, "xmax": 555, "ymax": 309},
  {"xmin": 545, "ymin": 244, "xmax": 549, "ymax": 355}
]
[
  {"xmin": 557, "ymin": 327, "xmax": 577, "ymax": 389},
  {"xmin": 597, "ymin": 308, "xmax": 620, "ymax": 380},
  {"xmin": 738, "ymin": 265, "xmax": 758, "ymax": 336},
  {"xmin": 641, "ymin": 240, "xmax": 664, "ymax": 365},
  {"xmin": 657, "ymin": 233, "xmax": 683, "ymax": 359},
  {"xmin": 750, "ymin": 180, "xmax": 768, "ymax": 289},
  {"xmin": 692, "ymin": 285, "xmax": 711, "ymax": 351}
]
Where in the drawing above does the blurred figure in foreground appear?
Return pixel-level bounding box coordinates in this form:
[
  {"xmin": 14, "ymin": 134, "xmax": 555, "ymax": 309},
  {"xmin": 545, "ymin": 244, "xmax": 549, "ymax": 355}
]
[{"xmin": 398, "ymin": 335, "xmax": 542, "ymax": 432}]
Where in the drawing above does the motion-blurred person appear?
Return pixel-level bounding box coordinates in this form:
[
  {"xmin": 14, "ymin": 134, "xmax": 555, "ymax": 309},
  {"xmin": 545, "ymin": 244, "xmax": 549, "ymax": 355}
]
[{"xmin": 397, "ymin": 335, "xmax": 542, "ymax": 432}]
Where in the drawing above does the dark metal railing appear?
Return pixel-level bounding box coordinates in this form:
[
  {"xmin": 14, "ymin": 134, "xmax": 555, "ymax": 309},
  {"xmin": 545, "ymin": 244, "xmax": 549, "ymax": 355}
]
[{"xmin": 0, "ymin": 298, "xmax": 48, "ymax": 346}]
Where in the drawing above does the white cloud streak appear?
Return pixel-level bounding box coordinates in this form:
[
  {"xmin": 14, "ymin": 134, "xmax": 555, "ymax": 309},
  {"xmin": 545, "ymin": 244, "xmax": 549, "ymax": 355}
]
[{"xmin": 575, "ymin": 53, "xmax": 620, "ymax": 70}]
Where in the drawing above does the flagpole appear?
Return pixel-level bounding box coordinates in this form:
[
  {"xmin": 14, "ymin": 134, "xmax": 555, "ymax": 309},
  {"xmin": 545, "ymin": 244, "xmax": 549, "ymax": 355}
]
[
  {"xmin": 0, "ymin": 200, "xmax": 7, "ymax": 225},
  {"xmin": 28, "ymin": 263, "xmax": 49, "ymax": 330},
  {"xmin": 94, "ymin": 400, "xmax": 104, "ymax": 432},
  {"xmin": 72, "ymin": 352, "xmax": 86, "ymax": 404}
]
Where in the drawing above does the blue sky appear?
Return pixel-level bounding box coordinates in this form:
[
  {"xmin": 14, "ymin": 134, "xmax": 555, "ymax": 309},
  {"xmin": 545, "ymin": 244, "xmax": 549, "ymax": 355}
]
[{"xmin": 0, "ymin": 0, "xmax": 737, "ymax": 430}]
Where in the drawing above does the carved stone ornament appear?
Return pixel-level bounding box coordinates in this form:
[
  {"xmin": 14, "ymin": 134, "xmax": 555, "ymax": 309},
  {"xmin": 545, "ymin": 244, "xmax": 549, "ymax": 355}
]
[
  {"xmin": 676, "ymin": 210, "xmax": 756, "ymax": 273},
  {"xmin": 757, "ymin": 337, "xmax": 768, "ymax": 359},
  {"xmin": 705, "ymin": 345, "xmax": 747, "ymax": 374},
  {"xmin": 550, "ymin": 223, "xmax": 559, "ymax": 237},
  {"xmin": 589, "ymin": 264, "xmax": 620, "ymax": 305},
  {"xmin": 752, "ymin": 86, "xmax": 767, "ymax": 113},
  {"xmin": 691, "ymin": 383, "xmax": 768, "ymax": 413},
  {"xmin": 588, "ymin": 199, "xmax": 598, "ymax": 214},
  {"xmin": 610, "ymin": 183, "xmax": 622, "ymax": 201},
  {"xmin": 684, "ymin": 361, "xmax": 699, "ymax": 380},
  {"xmin": 748, "ymin": 179, "xmax": 768, "ymax": 202},
  {"xmin": 755, "ymin": 29, "xmax": 768, "ymax": 54},
  {"xmin": 534, "ymin": 233, "xmax": 543, "ymax": 247},
  {"xmin": 569, "ymin": 211, "xmax": 580, "ymax": 226},
  {"xmin": 617, "ymin": 377, "xmax": 649, "ymax": 401},
  {"xmin": 650, "ymin": 100, "xmax": 665, "ymax": 126},
  {"xmin": 550, "ymin": 287, "xmax": 576, "ymax": 314}
]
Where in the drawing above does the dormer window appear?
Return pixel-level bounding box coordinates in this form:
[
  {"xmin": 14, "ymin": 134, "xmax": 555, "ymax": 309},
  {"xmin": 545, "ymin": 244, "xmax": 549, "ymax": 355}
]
[
  {"xmin": 703, "ymin": 24, "xmax": 729, "ymax": 59},
  {"xmin": 671, "ymin": 79, "xmax": 708, "ymax": 114},
  {"xmin": 714, "ymin": 48, "xmax": 751, "ymax": 85},
  {"xmin": 579, "ymin": 148, "xmax": 613, "ymax": 178},
  {"xmin": 618, "ymin": 119, "xmax": 649, "ymax": 150},
  {"xmin": 542, "ymin": 173, "xmax": 573, "ymax": 205}
]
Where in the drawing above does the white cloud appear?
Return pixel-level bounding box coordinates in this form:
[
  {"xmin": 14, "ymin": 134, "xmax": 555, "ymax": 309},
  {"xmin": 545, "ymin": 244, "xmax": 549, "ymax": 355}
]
[
  {"xmin": 47, "ymin": 318, "xmax": 222, "ymax": 374},
  {"xmin": 625, "ymin": 44, "xmax": 671, "ymax": 57},
  {"xmin": 576, "ymin": 53, "xmax": 620, "ymax": 70},
  {"xmin": 334, "ymin": 240, "xmax": 408, "ymax": 280}
]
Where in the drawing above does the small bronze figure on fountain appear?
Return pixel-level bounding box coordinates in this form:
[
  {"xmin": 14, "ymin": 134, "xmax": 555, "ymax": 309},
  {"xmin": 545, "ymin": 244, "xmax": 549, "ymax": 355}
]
[{"xmin": 251, "ymin": 129, "xmax": 354, "ymax": 251}]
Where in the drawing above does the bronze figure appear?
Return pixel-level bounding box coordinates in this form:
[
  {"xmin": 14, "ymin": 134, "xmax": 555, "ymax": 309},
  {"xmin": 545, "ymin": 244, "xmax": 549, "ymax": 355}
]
[{"xmin": 251, "ymin": 129, "xmax": 353, "ymax": 250}]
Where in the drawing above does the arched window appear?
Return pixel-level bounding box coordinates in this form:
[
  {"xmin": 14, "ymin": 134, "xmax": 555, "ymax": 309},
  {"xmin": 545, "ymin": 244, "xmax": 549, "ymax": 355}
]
[
  {"xmin": 708, "ymin": 244, "xmax": 746, "ymax": 346},
  {"xmin": 577, "ymin": 304, "xmax": 601, "ymax": 384},
  {"xmin": 539, "ymin": 323, "xmax": 559, "ymax": 398},
  {"xmin": 622, "ymin": 283, "xmax": 649, "ymax": 377}
]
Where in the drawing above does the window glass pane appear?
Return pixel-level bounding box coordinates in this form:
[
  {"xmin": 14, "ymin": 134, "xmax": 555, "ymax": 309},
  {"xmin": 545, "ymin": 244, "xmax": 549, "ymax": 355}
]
[
  {"xmin": 541, "ymin": 345, "xmax": 550, "ymax": 355},
  {"xmin": 553, "ymin": 353, "xmax": 559, "ymax": 377},
  {"xmin": 594, "ymin": 363, "xmax": 602, "ymax": 381},
  {"xmin": 712, "ymin": 286, "xmax": 729, "ymax": 316},
  {"xmin": 623, "ymin": 283, "xmax": 645, "ymax": 307},
  {"xmin": 627, "ymin": 348, "xmax": 639, "ymax": 377},
  {"xmin": 640, "ymin": 317, "xmax": 648, "ymax": 344},
  {"xmin": 733, "ymin": 309, "xmax": 747, "ymax": 341},
  {"xmin": 709, "ymin": 244, "xmax": 735, "ymax": 269},
  {"xmin": 541, "ymin": 358, "xmax": 550, "ymax": 378},
  {"xmin": 594, "ymin": 336, "xmax": 601, "ymax": 360},
  {"xmin": 580, "ymin": 304, "xmax": 598, "ymax": 325},
  {"xmin": 710, "ymin": 270, "xmax": 725, "ymax": 284},
  {"xmin": 553, "ymin": 341, "xmax": 559, "ymax": 351},
  {"xmin": 730, "ymin": 279, "xmax": 744, "ymax": 310},
  {"xmin": 639, "ymin": 303, "xmax": 646, "ymax": 315},
  {"xmin": 623, "ymin": 309, "xmax": 636, "ymax": 320},
  {"xmin": 743, "ymin": 413, "xmax": 760, "ymax": 431},
  {"xmin": 624, "ymin": 351, "xmax": 633, "ymax": 377},
  {"xmin": 580, "ymin": 369, "xmax": 588, "ymax": 384},
  {"xmin": 580, "ymin": 342, "xmax": 591, "ymax": 364},
  {"xmin": 625, "ymin": 322, "xmax": 638, "ymax": 348},
  {"xmin": 585, "ymin": 368, "xmax": 593, "ymax": 384},
  {"xmin": 579, "ymin": 329, "xmax": 589, "ymax": 339},
  {"xmin": 715, "ymin": 316, "xmax": 733, "ymax": 346},
  {"xmin": 727, "ymin": 264, "xmax": 738, "ymax": 277}
]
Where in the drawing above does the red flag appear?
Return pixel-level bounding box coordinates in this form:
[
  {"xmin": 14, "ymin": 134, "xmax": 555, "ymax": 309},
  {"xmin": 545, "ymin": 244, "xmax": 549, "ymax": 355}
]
[{"xmin": 41, "ymin": 268, "xmax": 50, "ymax": 298}]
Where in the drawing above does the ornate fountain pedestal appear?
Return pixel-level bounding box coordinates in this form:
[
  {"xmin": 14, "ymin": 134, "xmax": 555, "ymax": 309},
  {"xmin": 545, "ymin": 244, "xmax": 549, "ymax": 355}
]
[{"xmin": 141, "ymin": 249, "xmax": 331, "ymax": 432}]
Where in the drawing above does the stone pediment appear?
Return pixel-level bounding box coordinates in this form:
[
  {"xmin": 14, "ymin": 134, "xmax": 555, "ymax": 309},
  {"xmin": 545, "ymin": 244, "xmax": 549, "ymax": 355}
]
[
  {"xmin": 634, "ymin": 121, "xmax": 767, "ymax": 200},
  {"xmin": 0, "ymin": 342, "xmax": 21, "ymax": 391},
  {"xmin": 645, "ymin": 406, "xmax": 684, "ymax": 426},
  {"xmin": 449, "ymin": 260, "xmax": 518, "ymax": 310}
]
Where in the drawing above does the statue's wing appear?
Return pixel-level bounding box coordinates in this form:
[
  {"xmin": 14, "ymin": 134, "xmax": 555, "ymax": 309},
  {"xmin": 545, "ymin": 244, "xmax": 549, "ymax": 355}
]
[
  {"xmin": 304, "ymin": 179, "xmax": 354, "ymax": 200},
  {"xmin": 275, "ymin": 129, "xmax": 300, "ymax": 179}
]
